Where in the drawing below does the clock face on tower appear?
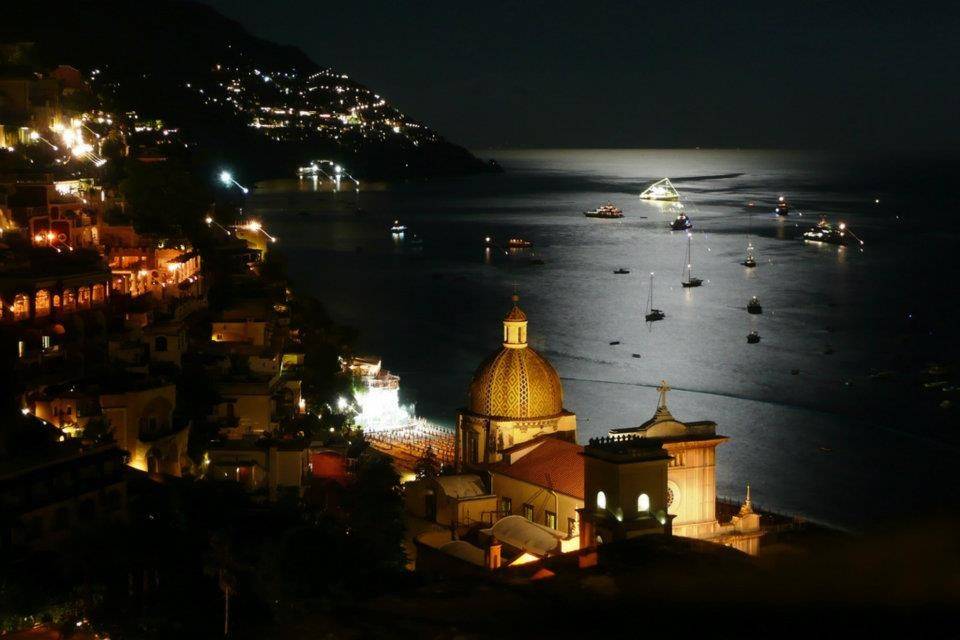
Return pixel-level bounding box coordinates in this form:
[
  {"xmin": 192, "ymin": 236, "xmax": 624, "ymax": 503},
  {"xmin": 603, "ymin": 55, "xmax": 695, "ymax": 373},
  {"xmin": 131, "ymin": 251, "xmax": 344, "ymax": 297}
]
[{"xmin": 667, "ymin": 480, "xmax": 681, "ymax": 514}]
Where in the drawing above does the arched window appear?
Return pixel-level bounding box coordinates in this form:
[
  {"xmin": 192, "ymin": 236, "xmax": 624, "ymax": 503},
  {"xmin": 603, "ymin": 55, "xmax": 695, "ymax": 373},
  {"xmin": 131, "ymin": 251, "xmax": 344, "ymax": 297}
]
[
  {"xmin": 155, "ymin": 336, "xmax": 168, "ymax": 352},
  {"xmin": 35, "ymin": 290, "xmax": 51, "ymax": 317},
  {"xmin": 63, "ymin": 289, "xmax": 76, "ymax": 312},
  {"xmin": 637, "ymin": 493, "xmax": 650, "ymax": 512},
  {"xmin": 77, "ymin": 287, "xmax": 91, "ymax": 309},
  {"xmin": 596, "ymin": 490, "xmax": 607, "ymax": 510},
  {"xmin": 13, "ymin": 294, "xmax": 30, "ymax": 321}
]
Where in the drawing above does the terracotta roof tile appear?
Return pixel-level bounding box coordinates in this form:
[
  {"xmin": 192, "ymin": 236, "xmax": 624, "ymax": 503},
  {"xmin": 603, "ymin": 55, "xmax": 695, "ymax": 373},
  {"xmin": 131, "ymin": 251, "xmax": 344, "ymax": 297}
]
[{"xmin": 492, "ymin": 438, "xmax": 584, "ymax": 499}]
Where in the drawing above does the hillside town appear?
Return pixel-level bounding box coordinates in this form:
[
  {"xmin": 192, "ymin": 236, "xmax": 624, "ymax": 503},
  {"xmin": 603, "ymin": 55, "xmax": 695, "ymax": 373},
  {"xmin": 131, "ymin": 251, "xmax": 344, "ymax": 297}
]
[{"xmin": 1, "ymin": 9, "xmax": 956, "ymax": 639}]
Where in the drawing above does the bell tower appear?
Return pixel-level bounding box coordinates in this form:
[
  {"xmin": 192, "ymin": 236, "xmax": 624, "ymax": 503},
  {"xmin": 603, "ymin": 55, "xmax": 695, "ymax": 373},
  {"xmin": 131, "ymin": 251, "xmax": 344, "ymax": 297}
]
[{"xmin": 578, "ymin": 434, "xmax": 673, "ymax": 547}]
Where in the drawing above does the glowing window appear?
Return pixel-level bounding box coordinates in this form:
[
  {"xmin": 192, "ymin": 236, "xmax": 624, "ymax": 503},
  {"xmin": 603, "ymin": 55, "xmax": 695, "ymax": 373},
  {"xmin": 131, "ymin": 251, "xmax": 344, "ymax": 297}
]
[
  {"xmin": 596, "ymin": 491, "xmax": 607, "ymax": 510},
  {"xmin": 638, "ymin": 493, "xmax": 650, "ymax": 512}
]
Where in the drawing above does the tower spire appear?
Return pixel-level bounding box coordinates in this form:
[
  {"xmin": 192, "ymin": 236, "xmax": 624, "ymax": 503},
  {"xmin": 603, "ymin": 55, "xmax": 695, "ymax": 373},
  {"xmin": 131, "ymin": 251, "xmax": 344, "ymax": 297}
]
[{"xmin": 739, "ymin": 484, "xmax": 754, "ymax": 516}]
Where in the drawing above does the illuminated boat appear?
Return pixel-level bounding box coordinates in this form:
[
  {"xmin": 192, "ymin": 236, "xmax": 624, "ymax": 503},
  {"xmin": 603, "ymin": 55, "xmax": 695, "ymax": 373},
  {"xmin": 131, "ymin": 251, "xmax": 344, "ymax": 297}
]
[
  {"xmin": 681, "ymin": 232, "xmax": 703, "ymax": 288},
  {"xmin": 747, "ymin": 296, "xmax": 763, "ymax": 314},
  {"xmin": 508, "ymin": 238, "xmax": 533, "ymax": 248},
  {"xmin": 742, "ymin": 242, "xmax": 757, "ymax": 268},
  {"xmin": 584, "ymin": 204, "xmax": 624, "ymax": 218},
  {"xmin": 390, "ymin": 220, "xmax": 407, "ymax": 233},
  {"xmin": 670, "ymin": 213, "xmax": 692, "ymax": 230},
  {"xmin": 644, "ymin": 273, "xmax": 665, "ymax": 322},
  {"xmin": 640, "ymin": 178, "xmax": 680, "ymax": 201},
  {"xmin": 775, "ymin": 195, "xmax": 789, "ymax": 216},
  {"xmin": 747, "ymin": 331, "xmax": 761, "ymax": 344},
  {"xmin": 803, "ymin": 217, "xmax": 854, "ymax": 246}
]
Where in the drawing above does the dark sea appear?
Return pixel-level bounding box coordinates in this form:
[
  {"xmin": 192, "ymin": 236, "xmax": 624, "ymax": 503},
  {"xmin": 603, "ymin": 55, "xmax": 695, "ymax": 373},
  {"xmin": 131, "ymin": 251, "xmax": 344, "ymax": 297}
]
[{"xmin": 247, "ymin": 149, "xmax": 960, "ymax": 532}]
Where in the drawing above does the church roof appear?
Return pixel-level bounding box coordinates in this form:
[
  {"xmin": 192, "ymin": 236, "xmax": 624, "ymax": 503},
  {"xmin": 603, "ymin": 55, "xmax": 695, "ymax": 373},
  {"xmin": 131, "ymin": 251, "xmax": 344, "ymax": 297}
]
[
  {"xmin": 490, "ymin": 437, "xmax": 584, "ymax": 499},
  {"xmin": 468, "ymin": 345, "xmax": 564, "ymax": 419},
  {"xmin": 608, "ymin": 380, "xmax": 721, "ymax": 442},
  {"xmin": 504, "ymin": 304, "xmax": 527, "ymax": 322}
]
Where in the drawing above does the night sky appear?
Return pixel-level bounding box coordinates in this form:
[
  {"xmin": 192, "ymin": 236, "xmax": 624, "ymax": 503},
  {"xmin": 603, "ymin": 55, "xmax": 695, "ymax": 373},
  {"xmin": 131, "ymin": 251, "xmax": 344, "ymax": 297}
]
[{"xmin": 204, "ymin": 0, "xmax": 958, "ymax": 151}]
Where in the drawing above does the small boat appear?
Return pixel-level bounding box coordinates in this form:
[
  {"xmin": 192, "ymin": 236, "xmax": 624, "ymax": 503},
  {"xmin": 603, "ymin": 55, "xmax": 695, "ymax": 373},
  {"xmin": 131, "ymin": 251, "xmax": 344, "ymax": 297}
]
[
  {"xmin": 644, "ymin": 273, "xmax": 665, "ymax": 322},
  {"xmin": 742, "ymin": 241, "xmax": 757, "ymax": 267},
  {"xmin": 631, "ymin": 353, "xmax": 641, "ymax": 358},
  {"xmin": 297, "ymin": 210, "xmax": 310, "ymax": 217},
  {"xmin": 530, "ymin": 258, "xmax": 546, "ymax": 265},
  {"xmin": 640, "ymin": 178, "xmax": 681, "ymax": 201},
  {"xmin": 747, "ymin": 331, "xmax": 761, "ymax": 344},
  {"xmin": 670, "ymin": 213, "xmax": 692, "ymax": 230},
  {"xmin": 791, "ymin": 368, "xmax": 800, "ymax": 375},
  {"xmin": 609, "ymin": 341, "xmax": 621, "ymax": 346},
  {"xmin": 508, "ymin": 238, "xmax": 533, "ymax": 248},
  {"xmin": 584, "ymin": 204, "xmax": 624, "ymax": 218},
  {"xmin": 803, "ymin": 217, "xmax": 860, "ymax": 246},
  {"xmin": 614, "ymin": 268, "xmax": 630, "ymax": 274},
  {"xmin": 747, "ymin": 296, "xmax": 762, "ymax": 314},
  {"xmin": 409, "ymin": 234, "xmax": 423, "ymax": 246},
  {"xmin": 681, "ymin": 233, "xmax": 703, "ymax": 288},
  {"xmin": 390, "ymin": 220, "xmax": 407, "ymax": 233},
  {"xmin": 775, "ymin": 195, "xmax": 789, "ymax": 216}
]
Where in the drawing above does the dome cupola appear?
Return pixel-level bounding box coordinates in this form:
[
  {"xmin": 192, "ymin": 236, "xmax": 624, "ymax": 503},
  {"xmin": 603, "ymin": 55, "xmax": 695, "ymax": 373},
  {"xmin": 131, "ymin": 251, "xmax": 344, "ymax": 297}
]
[{"xmin": 468, "ymin": 295, "xmax": 564, "ymax": 419}]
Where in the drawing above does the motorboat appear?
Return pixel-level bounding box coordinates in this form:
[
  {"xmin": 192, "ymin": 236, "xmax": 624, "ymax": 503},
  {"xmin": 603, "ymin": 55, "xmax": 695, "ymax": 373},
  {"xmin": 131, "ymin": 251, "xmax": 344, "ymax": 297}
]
[{"xmin": 670, "ymin": 213, "xmax": 692, "ymax": 230}]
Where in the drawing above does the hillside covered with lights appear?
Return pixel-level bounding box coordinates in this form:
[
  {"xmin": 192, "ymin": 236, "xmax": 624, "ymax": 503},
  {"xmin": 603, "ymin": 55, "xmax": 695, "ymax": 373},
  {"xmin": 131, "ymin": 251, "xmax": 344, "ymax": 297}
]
[{"xmin": 2, "ymin": 0, "xmax": 497, "ymax": 180}]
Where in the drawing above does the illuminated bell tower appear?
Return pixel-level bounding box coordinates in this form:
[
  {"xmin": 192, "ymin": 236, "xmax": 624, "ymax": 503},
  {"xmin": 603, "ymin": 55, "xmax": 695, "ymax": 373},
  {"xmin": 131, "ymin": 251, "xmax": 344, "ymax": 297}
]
[{"xmin": 502, "ymin": 294, "xmax": 528, "ymax": 347}]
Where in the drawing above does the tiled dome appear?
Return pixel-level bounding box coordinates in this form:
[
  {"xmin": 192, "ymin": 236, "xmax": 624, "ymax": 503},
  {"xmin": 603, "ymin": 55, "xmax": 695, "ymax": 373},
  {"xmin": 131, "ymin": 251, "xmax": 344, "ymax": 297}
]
[{"xmin": 468, "ymin": 299, "xmax": 563, "ymax": 419}]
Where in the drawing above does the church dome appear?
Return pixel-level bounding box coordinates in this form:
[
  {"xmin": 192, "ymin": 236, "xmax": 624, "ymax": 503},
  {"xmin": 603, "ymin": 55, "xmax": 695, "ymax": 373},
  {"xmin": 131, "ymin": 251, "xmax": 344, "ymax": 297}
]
[{"xmin": 467, "ymin": 298, "xmax": 564, "ymax": 419}]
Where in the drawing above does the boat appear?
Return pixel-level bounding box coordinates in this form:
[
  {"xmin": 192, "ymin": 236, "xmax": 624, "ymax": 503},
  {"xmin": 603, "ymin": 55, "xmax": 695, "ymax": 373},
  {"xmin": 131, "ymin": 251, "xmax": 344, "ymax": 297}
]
[
  {"xmin": 681, "ymin": 232, "xmax": 703, "ymax": 288},
  {"xmin": 747, "ymin": 331, "xmax": 761, "ymax": 344},
  {"xmin": 775, "ymin": 195, "xmax": 789, "ymax": 216},
  {"xmin": 530, "ymin": 258, "xmax": 546, "ymax": 265},
  {"xmin": 614, "ymin": 268, "xmax": 630, "ymax": 274},
  {"xmin": 670, "ymin": 213, "xmax": 692, "ymax": 230},
  {"xmin": 584, "ymin": 204, "xmax": 624, "ymax": 218},
  {"xmin": 640, "ymin": 178, "xmax": 681, "ymax": 201},
  {"xmin": 747, "ymin": 296, "xmax": 762, "ymax": 314},
  {"xmin": 508, "ymin": 238, "xmax": 533, "ymax": 248},
  {"xmin": 390, "ymin": 220, "xmax": 407, "ymax": 233},
  {"xmin": 408, "ymin": 234, "xmax": 423, "ymax": 246},
  {"xmin": 631, "ymin": 353, "xmax": 641, "ymax": 358},
  {"xmin": 803, "ymin": 217, "xmax": 852, "ymax": 245},
  {"xmin": 609, "ymin": 341, "xmax": 621, "ymax": 346},
  {"xmin": 644, "ymin": 273, "xmax": 665, "ymax": 322},
  {"xmin": 742, "ymin": 241, "xmax": 757, "ymax": 268}
]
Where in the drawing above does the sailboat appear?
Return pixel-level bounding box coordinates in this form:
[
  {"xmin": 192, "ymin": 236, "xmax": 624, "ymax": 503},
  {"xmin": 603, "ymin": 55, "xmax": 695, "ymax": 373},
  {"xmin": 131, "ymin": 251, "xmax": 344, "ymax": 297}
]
[
  {"xmin": 645, "ymin": 272, "xmax": 665, "ymax": 322},
  {"xmin": 681, "ymin": 232, "xmax": 703, "ymax": 288},
  {"xmin": 640, "ymin": 178, "xmax": 681, "ymax": 201}
]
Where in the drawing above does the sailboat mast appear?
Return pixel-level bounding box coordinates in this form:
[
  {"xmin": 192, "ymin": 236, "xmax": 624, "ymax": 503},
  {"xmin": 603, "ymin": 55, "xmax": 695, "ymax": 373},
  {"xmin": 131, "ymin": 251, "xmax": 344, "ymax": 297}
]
[{"xmin": 686, "ymin": 234, "xmax": 692, "ymax": 282}]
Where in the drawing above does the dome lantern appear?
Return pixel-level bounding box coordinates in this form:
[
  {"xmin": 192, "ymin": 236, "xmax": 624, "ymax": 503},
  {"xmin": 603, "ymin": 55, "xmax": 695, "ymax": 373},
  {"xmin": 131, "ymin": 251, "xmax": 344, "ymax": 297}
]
[{"xmin": 503, "ymin": 294, "xmax": 528, "ymax": 349}]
